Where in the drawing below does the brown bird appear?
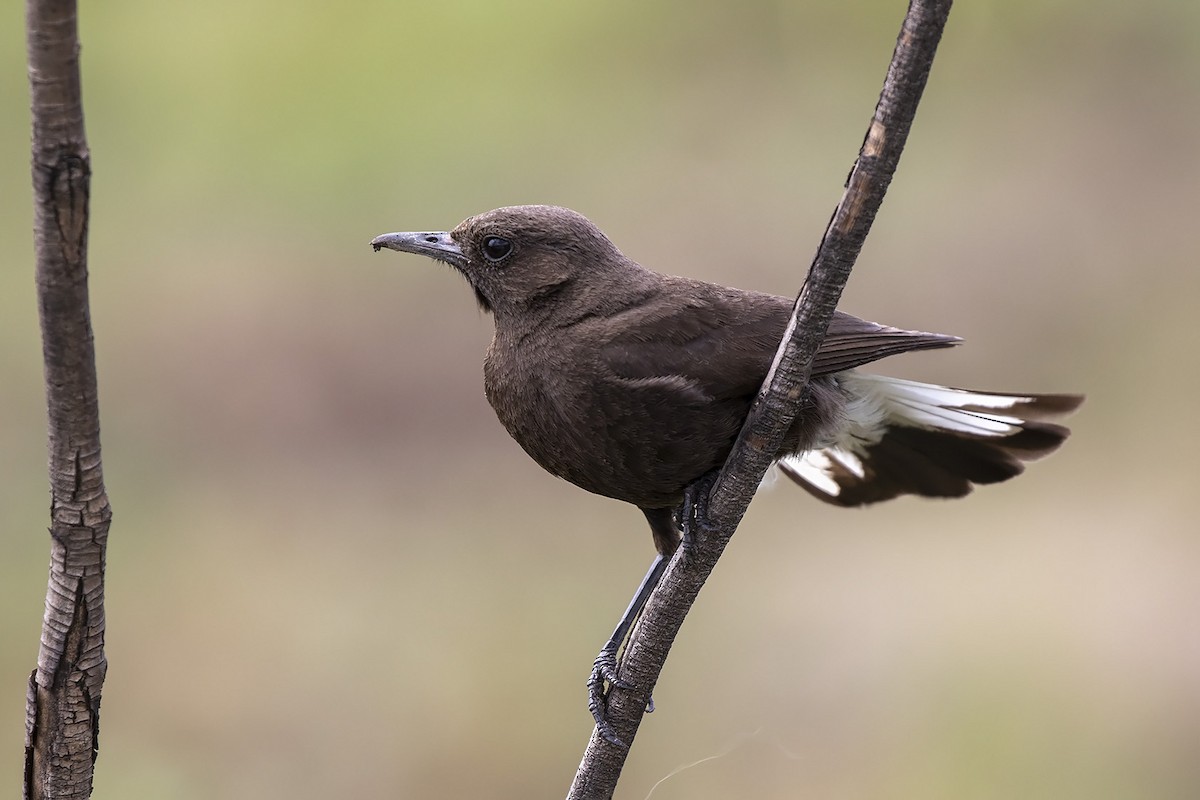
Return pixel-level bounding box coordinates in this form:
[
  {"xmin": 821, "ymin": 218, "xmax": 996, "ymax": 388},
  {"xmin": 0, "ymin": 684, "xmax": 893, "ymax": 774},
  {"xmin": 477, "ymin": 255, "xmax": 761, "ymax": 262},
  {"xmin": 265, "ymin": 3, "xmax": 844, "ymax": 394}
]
[{"xmin": 371, "ymin": 205, "xmax": 1081, "ymax": 743}]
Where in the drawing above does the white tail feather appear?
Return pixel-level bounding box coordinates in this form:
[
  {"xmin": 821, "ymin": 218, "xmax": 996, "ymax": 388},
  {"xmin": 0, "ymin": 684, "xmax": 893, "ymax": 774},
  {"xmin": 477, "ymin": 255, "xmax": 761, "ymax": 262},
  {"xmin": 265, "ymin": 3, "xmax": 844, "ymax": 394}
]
[
  {"xmin": 842, "ymin": 373, "xmax": 1028, "ymax": 437},
  {"xmin": 777, "ymin": 372, "xmax": 1081, "ymax": 506}
]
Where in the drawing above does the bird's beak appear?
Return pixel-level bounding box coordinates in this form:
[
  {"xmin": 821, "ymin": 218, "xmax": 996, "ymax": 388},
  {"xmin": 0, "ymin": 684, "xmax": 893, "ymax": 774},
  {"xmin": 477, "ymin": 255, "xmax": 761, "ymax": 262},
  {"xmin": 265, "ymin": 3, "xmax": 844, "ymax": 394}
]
[{"xmin": 370, "ymin": 231, "xmax": 468, "ymax": 269}]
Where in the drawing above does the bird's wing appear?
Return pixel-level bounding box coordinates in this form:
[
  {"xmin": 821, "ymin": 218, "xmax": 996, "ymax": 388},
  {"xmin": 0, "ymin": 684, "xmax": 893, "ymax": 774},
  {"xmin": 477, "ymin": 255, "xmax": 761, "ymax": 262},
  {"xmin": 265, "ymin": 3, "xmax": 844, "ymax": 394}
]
[
  {"xmin": 817, "ymin": 310, "xmax": 961, "ymax": 375},
  {"xmin": 597, "ymin": 288, "xmax": 782, "ymax": 401},
  {"xmin": 599, "ymin": 283, "xmax": 959, "ymax": 397}
]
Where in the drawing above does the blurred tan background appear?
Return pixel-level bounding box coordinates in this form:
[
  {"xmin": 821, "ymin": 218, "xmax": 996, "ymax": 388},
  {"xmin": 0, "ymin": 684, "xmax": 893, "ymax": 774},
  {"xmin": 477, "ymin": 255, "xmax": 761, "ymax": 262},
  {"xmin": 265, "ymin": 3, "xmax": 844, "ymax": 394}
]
[{"xmin": 2, "ymin": 1, "xmax": 1198, "ymax": 798}]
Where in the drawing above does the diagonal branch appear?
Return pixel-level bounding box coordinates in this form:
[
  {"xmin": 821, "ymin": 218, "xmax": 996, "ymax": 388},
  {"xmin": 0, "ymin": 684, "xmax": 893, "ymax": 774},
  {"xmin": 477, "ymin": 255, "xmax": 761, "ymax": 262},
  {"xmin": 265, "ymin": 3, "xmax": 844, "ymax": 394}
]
[
  {"xmin": 24, "ymin": 0, "xmax": 111, "ymax": 798},
  {"xmin": 567, "ymin": 1, "xmax": 953, "ymax": 797}
]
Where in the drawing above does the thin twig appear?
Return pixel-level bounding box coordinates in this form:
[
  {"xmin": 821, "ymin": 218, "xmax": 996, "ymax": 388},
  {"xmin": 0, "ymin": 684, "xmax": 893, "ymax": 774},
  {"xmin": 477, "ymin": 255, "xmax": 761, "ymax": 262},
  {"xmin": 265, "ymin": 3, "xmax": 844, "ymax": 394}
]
[
  {"xmin": 24, "ymin": 0, "xmax": 111, "ymax": 798},
  {"xmin": 567, "ymin": 1, "xmax": 953, "ymax": 797}
]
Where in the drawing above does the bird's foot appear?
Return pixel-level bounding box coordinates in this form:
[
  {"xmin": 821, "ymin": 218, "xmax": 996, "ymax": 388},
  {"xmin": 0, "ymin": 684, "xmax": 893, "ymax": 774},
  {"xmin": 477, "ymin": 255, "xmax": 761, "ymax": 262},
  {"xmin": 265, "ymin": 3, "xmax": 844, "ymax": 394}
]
[
  {"xmin": 679, "ymin": 469, "xmax": 721, "ymax": 546},
  {"xmin": 588, "ymin": 642, "xmax": 631, "ymax": 746},
  {"xmin": 588, "ymin": 641, "xmax": 657, "ymax": 747}
]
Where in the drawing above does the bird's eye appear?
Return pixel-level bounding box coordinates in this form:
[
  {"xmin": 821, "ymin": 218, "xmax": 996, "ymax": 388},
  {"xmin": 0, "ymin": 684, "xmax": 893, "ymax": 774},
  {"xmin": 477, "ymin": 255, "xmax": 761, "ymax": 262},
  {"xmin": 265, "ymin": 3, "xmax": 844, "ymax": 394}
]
[{"xmin": 481, "ymin": 236, "xmax": 513, "ymax": 263}]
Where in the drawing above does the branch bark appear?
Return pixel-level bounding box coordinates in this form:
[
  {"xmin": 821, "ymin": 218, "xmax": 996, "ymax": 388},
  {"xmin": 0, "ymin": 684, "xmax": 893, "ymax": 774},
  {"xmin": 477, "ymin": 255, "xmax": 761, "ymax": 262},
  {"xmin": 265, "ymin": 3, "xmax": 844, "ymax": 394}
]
[
  {"xmin": 567, "ymin": 1, "xmax": 953, "ymax": 797},
  {"xmin": 24, "ymin": 1, "xmax": 111, "ymax": 798}
]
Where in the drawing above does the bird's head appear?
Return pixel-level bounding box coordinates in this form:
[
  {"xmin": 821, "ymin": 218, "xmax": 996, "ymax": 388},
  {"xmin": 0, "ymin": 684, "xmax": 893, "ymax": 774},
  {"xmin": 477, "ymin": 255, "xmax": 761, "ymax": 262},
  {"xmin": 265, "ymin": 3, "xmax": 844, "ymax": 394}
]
[{"xmin": 371, "ymin": 205, "xmax": 627, "ymax": 316}]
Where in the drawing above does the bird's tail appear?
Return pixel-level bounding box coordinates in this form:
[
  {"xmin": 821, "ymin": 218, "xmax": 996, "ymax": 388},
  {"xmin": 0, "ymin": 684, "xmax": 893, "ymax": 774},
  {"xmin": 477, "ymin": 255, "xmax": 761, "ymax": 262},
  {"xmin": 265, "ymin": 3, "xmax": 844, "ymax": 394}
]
[{"xmin": 777, "ymin": 373, "xmax": 1082, "ymax": 507}]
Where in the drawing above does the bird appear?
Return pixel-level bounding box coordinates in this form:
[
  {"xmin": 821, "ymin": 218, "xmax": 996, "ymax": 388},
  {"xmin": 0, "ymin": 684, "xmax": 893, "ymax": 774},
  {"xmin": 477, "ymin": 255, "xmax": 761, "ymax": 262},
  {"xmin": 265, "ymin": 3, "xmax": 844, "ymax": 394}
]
[{"xmin": 371, "ymin": 204, "xmax": 1081, "ymax": 743}]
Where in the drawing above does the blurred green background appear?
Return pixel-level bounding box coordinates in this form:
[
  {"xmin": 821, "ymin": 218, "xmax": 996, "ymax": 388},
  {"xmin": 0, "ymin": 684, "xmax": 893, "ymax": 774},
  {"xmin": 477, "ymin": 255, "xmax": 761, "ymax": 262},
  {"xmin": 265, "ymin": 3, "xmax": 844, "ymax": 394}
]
[{"xmin": 3, "ymin": 1, "xmax": 1198, "ymax": 797}]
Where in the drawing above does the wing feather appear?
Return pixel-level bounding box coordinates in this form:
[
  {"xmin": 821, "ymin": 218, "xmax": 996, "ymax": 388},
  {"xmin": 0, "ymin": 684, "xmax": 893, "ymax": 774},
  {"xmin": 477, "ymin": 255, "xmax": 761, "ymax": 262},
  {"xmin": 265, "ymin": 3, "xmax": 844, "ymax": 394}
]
[{"xmin": 599, "ymin": 281, "xmax": 959, "ymax": 398}]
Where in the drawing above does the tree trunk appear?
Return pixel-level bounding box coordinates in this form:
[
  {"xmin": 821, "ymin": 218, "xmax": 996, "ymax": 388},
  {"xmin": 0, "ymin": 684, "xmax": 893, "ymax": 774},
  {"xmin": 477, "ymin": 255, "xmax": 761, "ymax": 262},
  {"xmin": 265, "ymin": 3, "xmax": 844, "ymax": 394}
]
[{"xmin": 24, "ymin": 1, "xmax": 111, "ymax": 798}]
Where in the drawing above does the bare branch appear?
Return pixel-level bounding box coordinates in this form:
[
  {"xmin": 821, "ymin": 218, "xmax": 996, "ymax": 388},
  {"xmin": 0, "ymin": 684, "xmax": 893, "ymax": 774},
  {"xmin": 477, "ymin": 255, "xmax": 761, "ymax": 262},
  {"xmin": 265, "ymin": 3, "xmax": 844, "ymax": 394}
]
[
  {"xmin": 24, "ymin": 0, "xmax": 111, "ymax": 797},
  {"xmin": 567, "ymin": 1, "xmax": 953, "ymax": 796}
]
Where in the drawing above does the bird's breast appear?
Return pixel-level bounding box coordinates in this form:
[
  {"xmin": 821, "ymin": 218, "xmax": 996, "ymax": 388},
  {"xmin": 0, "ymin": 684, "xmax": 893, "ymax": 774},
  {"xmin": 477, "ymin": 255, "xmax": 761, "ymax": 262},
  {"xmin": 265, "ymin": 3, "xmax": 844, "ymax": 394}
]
[
  {"xmin": 483, "ymin": 335, "xmax": 601, "ymax": 478},
  {"xmin": 480, "ymin": 330, "xmax": 735, "ymax": 509}
]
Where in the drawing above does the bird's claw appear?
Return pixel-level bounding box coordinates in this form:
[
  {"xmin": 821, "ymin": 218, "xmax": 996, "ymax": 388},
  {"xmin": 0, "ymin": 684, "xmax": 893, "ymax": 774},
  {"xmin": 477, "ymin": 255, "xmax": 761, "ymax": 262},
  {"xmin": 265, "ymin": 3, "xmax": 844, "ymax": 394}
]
[
  {"xmin": 588, "ymin": 643, "xmax": 630, "ymax": 746},
  {"xmin": 590, "ymin": 644, "xmax": 631, "ymax": 695},
  {"xmin": 679, "ymin": 469, "xmax": 721, "ymax": 545},
  {"xmin": 589, "ymin": 642, "xmax": 656, "ymax": 747}
]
